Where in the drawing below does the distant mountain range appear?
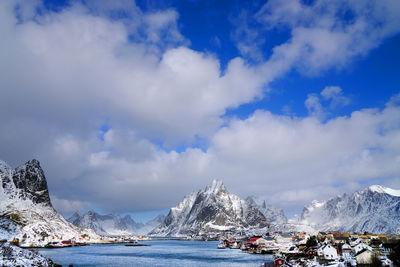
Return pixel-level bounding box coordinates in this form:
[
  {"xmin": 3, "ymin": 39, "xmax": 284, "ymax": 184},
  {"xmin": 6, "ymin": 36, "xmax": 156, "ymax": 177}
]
[
  {"xmin": 68, "ymin": 211, "xmax": 165, "ymax": 236},
  {"xmin": 299, "ymin": 185, "xmax": 400, "ymax": 234},
  {"xmin": 1, "ymin": 158, "xmax": 399, "ymax": 241},
  {"xmin": 0, "ymin": 159, "xmax": 99, "ymax": 246}
]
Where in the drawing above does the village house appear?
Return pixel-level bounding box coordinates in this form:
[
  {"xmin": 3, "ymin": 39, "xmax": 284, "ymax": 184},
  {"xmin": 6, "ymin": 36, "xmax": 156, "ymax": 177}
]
[
  {"xmin": 355, "ymin": 249, "xmax": 377, "ymax": 265},
  {"xmin": 253, "ymin": 238, "xmax": 268, "ymax": 246},
  {"xmin": 317, "ymin": 243, "xmax": 338, "ymax": 261},
  {"xmin": 359, "ymin": 235, "xmax": 372, "ymax": 245},
  {"xmin": 274, "ymin": 233, "xmax": 293, "ymax": 244},
  {"xmin": 340, "ymin": 243, "xmax": 352, "ymax": 256},
  {"xmin": 352, "ymin": 242, "xmax": 372, "ymax": 255},
  {"xmin": 350, "ymin": 237, "xmax": 362, "ymax": 247}
]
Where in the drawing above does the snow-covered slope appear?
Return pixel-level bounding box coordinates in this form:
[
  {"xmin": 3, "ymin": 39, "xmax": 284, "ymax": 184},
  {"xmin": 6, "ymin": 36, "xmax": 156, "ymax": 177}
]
[
  {"xmin": 300, "ymin": 185, "xmax": 400, "ymax": 234},
  {"xmin": 0, "ymin": 241, "xmax": 55, "ymax": 267},
  {"xmin": 149, "ymin": 180, "xmax": 269, "ymax": 236},
  {"xmin": 0, "ymin": 159, "xmax": 100, "ymax": 246},
  {"xmin": 68, "ymin": 211, "xmax": 144, "ymax": 236},
  {"xmin": 245, "ymin": 196, "xmax": 287, "ymax": 224}
]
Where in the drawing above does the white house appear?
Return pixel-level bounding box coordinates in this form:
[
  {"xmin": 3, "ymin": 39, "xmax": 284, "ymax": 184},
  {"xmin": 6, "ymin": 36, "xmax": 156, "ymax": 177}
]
[
  {"xmin": 355, "ymin": 249, "xmax": 376, "ymax": 265},
  {"xmin": 255, "ymin": 238, "xmax": 270, "ymax": 246},
  {"xmin": 318, "ymin": 244, "xmax": 338, "ymax": 261},
  {"xmin": 352, "ymin": 243, "xmax": 372, "ymax": 255},
  {"xmin": 275, "ymin": 234, "xmax": 293, "ymax": 244},
  {"xmin": 350, "ymin": 238, "xmax": 362, "ymax": 247},
  {"xmin": 341, "ymin": 243, "xmax": 352, "ymax": 256}
]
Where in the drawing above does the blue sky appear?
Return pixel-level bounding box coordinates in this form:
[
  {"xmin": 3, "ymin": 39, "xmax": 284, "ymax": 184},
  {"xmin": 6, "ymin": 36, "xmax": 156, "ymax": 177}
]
[{"xmin": 1, "ymin": 0, "xmax": 400, "ymax": 222}]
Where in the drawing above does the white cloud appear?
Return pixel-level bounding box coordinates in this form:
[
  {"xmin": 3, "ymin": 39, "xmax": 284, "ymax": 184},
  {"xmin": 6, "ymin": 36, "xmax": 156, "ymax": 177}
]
[
  {"xmin": 305, "ymin": 94, "xmax": 326, "ymax": 120},
  {"xmin": 321, "ymin": 86, "xmax": 350, "ymax": 108},
  {"xmin": 0, "ymin": 1, "xmax": 264, "ymax": 147},
  {"xmin": 51, "ymin": 196, "xmax": 92, "ymax": 214},
  {"xmin": 256, "ymin": 0, "xmax": 400, "ymax": 75},
  {"xmin": 305, "ymin": 86, "xmax": 350, "ymax": 120}
]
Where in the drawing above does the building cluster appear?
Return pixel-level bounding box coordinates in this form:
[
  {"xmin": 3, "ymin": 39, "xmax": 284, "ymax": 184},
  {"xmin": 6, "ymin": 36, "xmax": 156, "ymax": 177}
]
[{"xmin": 218, "ymin": 232, "xmax": 398, "ymax": 266}]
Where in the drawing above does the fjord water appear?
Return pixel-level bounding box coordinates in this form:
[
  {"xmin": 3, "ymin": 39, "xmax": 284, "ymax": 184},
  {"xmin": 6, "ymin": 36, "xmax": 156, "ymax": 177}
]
[{"xmin": 38, "ymin": 240, "xmax": 272, "ymax": 266}]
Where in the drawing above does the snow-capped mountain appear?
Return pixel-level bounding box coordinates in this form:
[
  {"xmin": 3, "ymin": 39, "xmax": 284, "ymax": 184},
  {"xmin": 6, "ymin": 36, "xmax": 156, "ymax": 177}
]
[
  {"xmin": 245, "ymin": 196, "xmax": 287, "ymax": 224},
  {"xmin": 0, "ymin": 159, "xmax": 100, "ymax": 246},
  {"xmin": 300, "ymin": 185, "xmax": 400, "ymax": 234},
  {"xmin": 149, "ymin": 180, "xmax": 269, "ymax": 236}
]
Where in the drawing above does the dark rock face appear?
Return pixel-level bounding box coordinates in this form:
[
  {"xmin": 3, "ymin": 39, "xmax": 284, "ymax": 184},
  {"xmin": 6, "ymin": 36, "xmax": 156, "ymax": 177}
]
[
  {"xmin": 245, "ymin": 196, "xmax": 288, "ymax": 224},
  {"xmin": 12, "ymin": 160, "xmax": 51, "ymax": 205},
  {"xmin": 0, "ymin": 159, "xmax": 52, "ymax": 206}
]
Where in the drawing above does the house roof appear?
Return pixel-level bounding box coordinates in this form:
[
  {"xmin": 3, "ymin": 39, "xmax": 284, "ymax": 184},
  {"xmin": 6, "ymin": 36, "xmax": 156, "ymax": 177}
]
[{"xmin": 355, "ymin": 248, "xmax": 374, "ymax": 257}]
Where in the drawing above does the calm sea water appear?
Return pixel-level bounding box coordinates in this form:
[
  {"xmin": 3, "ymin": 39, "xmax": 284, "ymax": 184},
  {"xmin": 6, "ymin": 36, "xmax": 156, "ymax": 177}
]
[{"xmin": 37, "ymin": 240, "xmax": 273, "ymax": 267}]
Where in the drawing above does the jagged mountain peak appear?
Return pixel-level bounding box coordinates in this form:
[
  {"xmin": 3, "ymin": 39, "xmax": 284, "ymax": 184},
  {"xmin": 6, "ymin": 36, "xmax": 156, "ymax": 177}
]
[
  {"xmin": 1, "ymin": 159, "xmax": 51, "ymax": 206},
  {"xmin": 0, "ymin": 160, "xmax": 11, "ymax": 172},
  {"xmin": 150, "ymin": 180, "xmax": 269, "ymax": 236},
  {"xmin": 205, "ymin": 179, "xmax": 226, "ymax": 194},
  {"xmin": 368, "ymin": 184, "xmax": 400, "ymax": 197}
]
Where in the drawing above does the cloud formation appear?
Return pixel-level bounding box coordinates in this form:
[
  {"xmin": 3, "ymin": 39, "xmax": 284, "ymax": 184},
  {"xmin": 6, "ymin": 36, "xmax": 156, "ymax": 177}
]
[{"xmin": 255, "ymin": 0, "xmax": 400, "ymax": 75}]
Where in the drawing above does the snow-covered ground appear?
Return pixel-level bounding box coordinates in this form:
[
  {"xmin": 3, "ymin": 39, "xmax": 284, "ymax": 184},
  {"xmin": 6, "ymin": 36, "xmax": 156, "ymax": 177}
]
[{"xmin": 0, "ymin": 241, "xmax": 55, "ymax": 267}]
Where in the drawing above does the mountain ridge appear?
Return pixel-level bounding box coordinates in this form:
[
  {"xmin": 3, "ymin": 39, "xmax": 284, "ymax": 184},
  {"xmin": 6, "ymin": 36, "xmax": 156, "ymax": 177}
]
[{"xmin": 300, "ymin": 184, "xmax": 400, "ymax": 234}]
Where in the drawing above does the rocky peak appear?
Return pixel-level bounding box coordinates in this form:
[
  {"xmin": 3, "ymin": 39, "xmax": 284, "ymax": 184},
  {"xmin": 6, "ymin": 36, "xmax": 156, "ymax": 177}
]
[
  {"xmin": 12, "ymin": 159, "xmax": 51, "ymax": 205},
  {"xmin": 205, "ymin": 179, "xmax": 226, "ymax": 194},
  {"xmin": 0, "ymin": 160, "xmax": 11, "ymax": 173},
  {"xmin": 68, "ymin": 212, "xmax": 81, "ymax": 224},
  {"xmin": 246, "ymin": 196, "xmax": 288, "ymax": 224},
  {"xmin": 368, "ymin": 185, "xmax": 400, "ymax": 197},
  {"xmin": 0, "ymin": 159, "xmax": 52, "ymax": 206},
  {"xmin": 150, "ymin": 180, "xmax": 270, "ymax": 236}
]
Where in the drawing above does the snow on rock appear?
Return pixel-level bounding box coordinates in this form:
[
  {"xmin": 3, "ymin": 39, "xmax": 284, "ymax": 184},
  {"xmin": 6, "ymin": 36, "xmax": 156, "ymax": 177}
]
[
  {"xmin": 300, "ymin": 185, "xmax": 400, "ymax": 234},
  {"xmin": 368, "ymin": 185, "xmax": 400, "ymax": 197},
  {"xmin": 0, "ymin": 241, "xmax": 55, "ymax": 267},
  {"xmin": 149, "ymin": 179, "xmax": 270, "ymax": 236},
  {"xmin": 0, "ymin": 159, "xmax": 100, "ymax": 247},
  {"xmin": 245, "ymin": 196, "xmax": 288, "ymax": 224}
]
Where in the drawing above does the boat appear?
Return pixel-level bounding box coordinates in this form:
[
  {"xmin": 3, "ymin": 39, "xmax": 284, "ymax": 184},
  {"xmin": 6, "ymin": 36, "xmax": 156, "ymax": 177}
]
[
  {"xmin": 125, "ymin": 243, "xmax": 150, "ymax": 247},
  {"xmin": 44, "ymin": 242, "xmax": 72, "ymax": 248},
  {"xmin": 217, "ymin": 242, "xmax": 227, "ymax": 249}
]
